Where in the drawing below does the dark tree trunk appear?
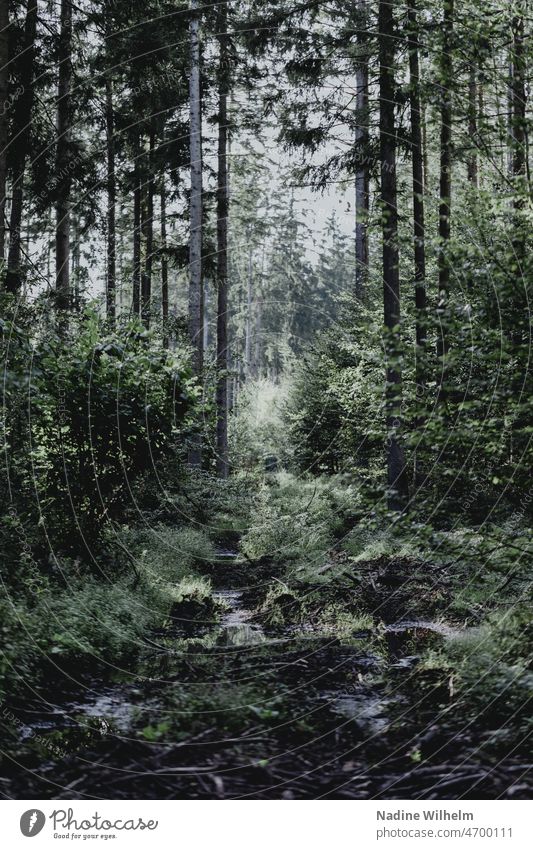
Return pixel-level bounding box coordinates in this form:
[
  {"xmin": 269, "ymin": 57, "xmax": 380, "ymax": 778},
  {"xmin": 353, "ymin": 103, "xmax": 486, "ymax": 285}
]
[
  {"xmin": 510, "ymin": 13, "xmax": 526, "ymax": 196},
  {"xmin": 437, "ymin": 0, "xmax": 453, "ymax": 359},
  {"xmin": 105, "ymin": 76, "xmax": 116, "ymax": 323},
  {"xmin": 141, "ymin": 126, "xmax": 155, "ymax": 327},
  {"xmin": 0, "ymin": 0, "xmax": 8, "ymax": 262},
  {"xmin": 510, "ymin": 10, "xmax": 527, "ymax": 266},
  {"xmin": 55, "ymin": 0, "xmax": 72, "ymax": 311},
  {"xmin": 467, "ymin": 64, "xmax": 478, "ymax": 185},
  {"xmin": 55, "ymin": 0, "xmax": 72, "ymax": 309},
  {"xmin": 5, "ymin": 1, "xmax": 38, "ymax": 294},
  {"xmin": 379, "ymin": 0, "xmax": 408, "ymax": 511},
  {"xmin": 160, "ymin": 178, "xmax": 169, "ymax": 348},
  {"xmin": 407, "ymin": 0, "xmax": 426, "ymax": 390},
  {"xmin": 132, "ymin": 136, "xmax": 142, "ymax": 317},
  {"xmin": 215, "ymin": 3, "xmax": 229, "ymax": 478},
  {"xmin": 188, "ymin": 0, "xmax": 203, "ymax": 466},
  {"xmin": 354, "ymin": 0, "xmax": 369, "ymax": 299}
]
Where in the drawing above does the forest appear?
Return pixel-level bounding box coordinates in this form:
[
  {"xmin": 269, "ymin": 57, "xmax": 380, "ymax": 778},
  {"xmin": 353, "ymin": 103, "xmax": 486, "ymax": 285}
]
[{"xmin": 0, "ymin": 0, "xmax": 532, "ymax": 800}]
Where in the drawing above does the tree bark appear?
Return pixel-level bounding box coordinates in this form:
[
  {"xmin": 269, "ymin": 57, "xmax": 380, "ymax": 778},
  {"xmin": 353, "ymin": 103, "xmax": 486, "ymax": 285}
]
[
  {"xmin": 467, "ymin": 64, "xmax": 478, "ymax": 185},
  {"xmin": 437, "ymin": 0, "xmax": 453, "ymax": 359},
  {"xmin": 379, "ymin": 0, "xmax": 408, "ymax": 511},
  {"xmin": 55, "ymin": 0, "xmax": 72, "ymax": 311},
  {"xmin": 510, "ymin": 9, "xmax": 527, "ymax": 266},
  {"xmin": 407, "ymin": 0, "xmax": 426, "ymax": 393},
  {"xmin": 132, "ymin": 135, "xmax": 142, "ymax": 316},
  {"xmin": 188, "ymin": 0, "xmax": 203, "ymax": 466},
  {"xmin": 56, "ymin": 0, "xmax": 72, "ymax": 310},
  {"xmin": 105, "ymin": 75, "xmax": 116, "ymax": 323},
  {"xmin": 215, "ymin": 2, "xmax": 230, "ymax": 478},
  {"xmin": 141, "ymin": 125, "xmax": 155, "ymax": 327},
  {"xmin": 160, "ymin": 177, "xmax": 169, "ymax": 347},
  {"xmin": 0, "ymin": 0, "xmax": 9, "ymax": 262},
  {"xmin": 5, "ymin": 1, "xmax": 38, "ymax": 294},
  {"xmin": 354, "ymin": 0, "xmax": 369, "ymax": 299}
]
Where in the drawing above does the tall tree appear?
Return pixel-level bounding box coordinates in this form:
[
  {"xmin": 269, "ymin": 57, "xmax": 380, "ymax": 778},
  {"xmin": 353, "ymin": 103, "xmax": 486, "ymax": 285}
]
[
  {"xmin": 437, "ymin": 0, "xmax": 454, "ymax": 358},
  {"xmin": 0, "ymin": 0, "xmax": 8, "ymax": 263},
  {"xmin": 407, "ymin": 0, "xmax": 427, "ymax": 396},
  {"xmin": 132, "ymin": 135, "xmax": 142, "ymax": 316},
  {"xmin": 354, "ymin": 0, "xmax": 369, "ymax": 299},
  {"xmin": 160, "ymin": 177, "xmax": 169, "ymax": 347},
  {"xmin": 55, "ymin": 0, "xmax": 73, "ymax": 310},
  {"xmin": 379, "ymin": 0, "xmax": 408, "ymax": 510},
  {"xmin": 216, "ymin": 1, "xmax": 230, "ymax": 478},
  {"xmin": 105, "ymin": 75, "xmax": 116, "ymax": 323},
  {"xmin": 5, "ymin": 1, "xmax": 38, "ymax": 294},
  {"xmin": 141, "ymin": 126, "xmax": 155, "ymax": 327},
  {"xmin": 188, "ymin": 0, "xmax": 203, "ymax": 465}
]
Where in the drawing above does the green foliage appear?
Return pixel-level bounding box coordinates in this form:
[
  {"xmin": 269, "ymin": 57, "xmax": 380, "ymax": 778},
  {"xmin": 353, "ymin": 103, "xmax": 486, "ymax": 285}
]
[
  {"xmin": 0, "ymin": 304, "xmax": 196, "ymax": 561},
  {"xmin": 240, "ymin": 471, "xmax": 359, "ymax": 568}
]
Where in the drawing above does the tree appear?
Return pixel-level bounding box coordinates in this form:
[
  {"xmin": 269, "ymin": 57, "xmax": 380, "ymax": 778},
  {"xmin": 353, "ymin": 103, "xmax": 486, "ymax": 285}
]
[
  {"xmin": 5, "ymin": 1, "xmax": 38, "ymax": 294},
  {"xmin": 407, "ymin": 0, "xmax": 427, "ymax": 410},
  {"xmin": 216, "ymin": 1, "xmax": 230, "ymax": 478},
  {"xmin": 188, "ymin": 0, "xmax": 204, "ymax": 465},
  {"xmin": 379, "ymin": 0, "xmax": 408, "ymax": 509},
  {"xmin": 355, "ymin": 0, "xmax": 369, "ymax": 299},
  {"xmin": 437, "ymin": 0, "xmax": 454, "ymax": 359},
  {"xmin": 0, "ymin": 0, "xmax": 8, "ymax": 263},
  {"xmin": 55, "ymin": 0, "xmax": 73, "ymax": 310}
]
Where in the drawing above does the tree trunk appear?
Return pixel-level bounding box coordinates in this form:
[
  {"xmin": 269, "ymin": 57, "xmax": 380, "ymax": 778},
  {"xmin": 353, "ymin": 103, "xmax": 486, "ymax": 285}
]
[
  {"xmin": 510, "ymin": 10, "xmax": 527, "ymax": 266},
  {"xmin": 188, "ymin": 0, "xmax": 203, "ymax": 466},
  {"xmin": 437, "ymin": 0, "xmax": 453, "ymax": 359},
  {"xmin": 132, "ymin": 136, "xmax": 142, "ymax": 316},
  {"xmin": 5, "ymin": 1, "xmax": 38, "ymax": 294},
  {"xmin": 510, "ymin": 12, "xmax": 526, "ymax": 197},
  {"xmin": 245, "ymin": 243, "xmax": 253, "ymax": 374},
  {"xmin": 160, "ymin": 178, "xmax": 169, "ymax": 347},
  {"xmin": 141, "ymin": 126, "xmax": 155, "ymax": 327},
  {"xmin": 215, "ymin": 1, "xmax": 230, "ymax": 478},
  {"xmin": 407, "ymin": 0, "xmax": 426, "ymax": 396},
  {"xmin": 379, "ymin": 0, "xmax": 408, "ymax": 511},
  {"xmin": 354, "ymin": 0, "xmax": 369, "ymax": 299},
  {"xmin": 467, "ymin": 64, "xmax": 478, "ymax": 185},
  {"xmin": 0, "ymin": 0, "xmax": 9, "ymax": 262},
  {"xmin": 105, "ymin": 76, "xmax": 116, "ymax": 323},
  {"xmin": 55, "ymin": 0, "xmax": 72, "ymax": 311}
]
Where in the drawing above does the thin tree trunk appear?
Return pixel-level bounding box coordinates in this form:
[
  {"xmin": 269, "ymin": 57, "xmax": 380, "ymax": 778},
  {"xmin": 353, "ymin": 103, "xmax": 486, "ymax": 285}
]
[
  {"xmin": 0, "ymin": 0, "xmax": 8, "ymax": 262},
  {"xmin": 5, "ymin": 1, "xmax": 37, "ymax": 294},
  {"xmin": 437, "ymin": 0, "xmax": 454, "ymax": 359},
  {"xmin": 188, "ymin": 0, "xmax": 203, "ymax": 466},
  {"xmin": 511, "ymin": 12, "xmax": 526, "ymax": 197},
  {"xmin": 407, "ymin": 0, "xmax": 426, "ymax": 392},
  {"xmin": 55, "ymin": 0, "xmax": 72, "ymax": 311},
  {"xmin": 245, "ymin": 243, "xmax": 253, "ymax": 374},
  {"xmin": 141, "ymin": 126, "xmax": 155, "ymax": 327},
  {"xmin": 379, "ymin": 0, "xmax": 408, "ymax": 511},
  {"xmin": 132, "ymin": 135, "xmax": 142, "ymax": 316},
  {"xmin": 105, "ymin": 76, "xmax": 116, "ymax": 323},
  {"xmin": 467, "ymin": 64, "xmax": 478, "ymax": 185},
  {"xmin": 160, "ymin": 178, "xmax": 169, "ymax": 347},
  {"xmin": 510, "ymin": 10, "xmax": 527, "ymax": 266},
  {"xmin": 354, "ymin": 0, "xmax": 369, "ymax": 299},
  {"xmin": 215, "ymin": 3, "xmax": 230, "ymax": 478}
]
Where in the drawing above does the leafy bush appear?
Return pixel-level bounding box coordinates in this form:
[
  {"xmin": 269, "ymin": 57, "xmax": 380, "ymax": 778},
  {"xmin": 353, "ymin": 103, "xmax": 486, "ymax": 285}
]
[{"xmin": 0, "ymin": 304, "xmax": 196, "ymax": 562}]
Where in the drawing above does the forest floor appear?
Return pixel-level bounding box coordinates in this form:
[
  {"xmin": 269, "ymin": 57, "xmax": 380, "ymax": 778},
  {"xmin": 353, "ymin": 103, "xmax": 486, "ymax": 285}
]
[{"xmin": 2, "ymin": 501, "xmax": 532, "ymax": 800}]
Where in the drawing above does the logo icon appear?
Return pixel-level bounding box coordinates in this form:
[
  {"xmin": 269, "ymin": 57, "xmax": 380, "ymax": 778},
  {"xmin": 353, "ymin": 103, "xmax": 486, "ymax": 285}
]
[{"xmin": 20, "ymin": 810, "xmax": 46, "ymax": 837}]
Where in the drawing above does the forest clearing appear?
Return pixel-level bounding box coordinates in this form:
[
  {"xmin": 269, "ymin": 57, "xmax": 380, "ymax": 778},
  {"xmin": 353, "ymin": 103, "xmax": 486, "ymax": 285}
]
[{"xmin": 0, "ymin": 0, "xmax": 532, "ymax": 802}]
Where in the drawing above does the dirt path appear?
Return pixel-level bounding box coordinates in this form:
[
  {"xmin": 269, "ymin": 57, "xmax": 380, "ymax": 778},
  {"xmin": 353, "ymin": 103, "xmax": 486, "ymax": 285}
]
[{"xmin": 2, "ymin": 552, "xmax": 531, "ymax": 800}]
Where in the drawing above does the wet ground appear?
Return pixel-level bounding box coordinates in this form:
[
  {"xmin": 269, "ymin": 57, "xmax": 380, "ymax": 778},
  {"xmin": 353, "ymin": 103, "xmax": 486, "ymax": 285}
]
[{"xmin": 1, "ymin": 552, "xmax": 531, "ymax": 799}]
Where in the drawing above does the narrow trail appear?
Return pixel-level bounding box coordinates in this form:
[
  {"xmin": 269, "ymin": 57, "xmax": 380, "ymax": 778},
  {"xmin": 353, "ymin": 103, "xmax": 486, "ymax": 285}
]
[{"xmin": 3, "ymin": 549, "xmax": 530, "ymax": 800}]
